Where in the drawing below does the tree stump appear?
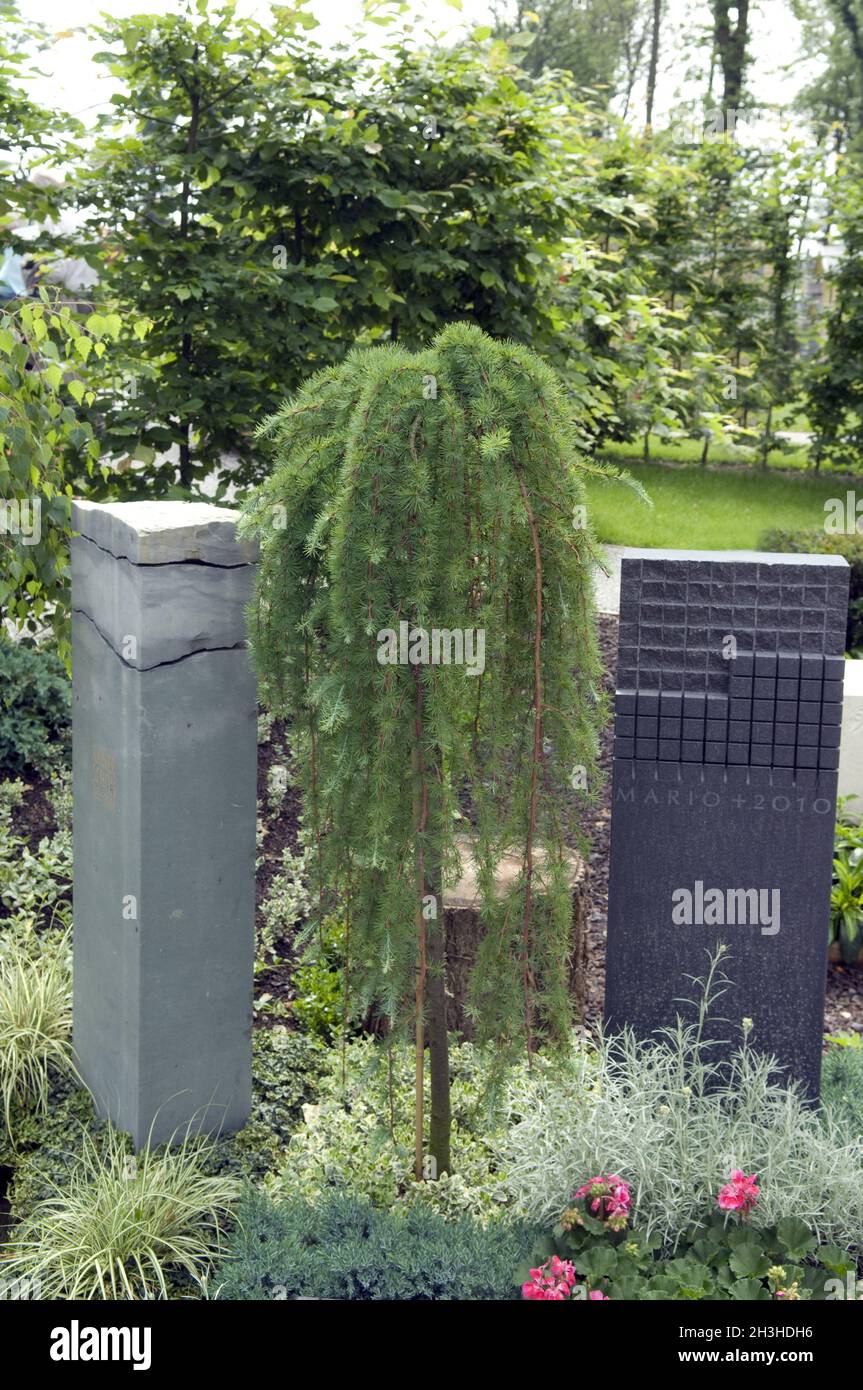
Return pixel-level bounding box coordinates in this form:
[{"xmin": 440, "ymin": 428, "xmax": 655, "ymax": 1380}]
[{"xmin": 442, "ymin": 833, "xmax": 588, "ymax": 1041}]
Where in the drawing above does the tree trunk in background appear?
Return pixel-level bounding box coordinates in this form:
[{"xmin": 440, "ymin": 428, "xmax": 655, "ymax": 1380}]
[
  {"xmin": 177, "ymin": 65, "xmax": 200, "ymax": 491},
  {"xmin": 835, "ymin": 1, "xmax": 863, "ymax": 137},
  {"xmin": 411, "ymin": 659, "xmax": 451, "ymax": 1181},
  {"xmin": 426, "ymin": 864, "xmax": 452, "ymax": 1178},
  {"xmin": 645, "ymin": 0, "xmax": 662, "ymax": 129},
  {"xmin": 761, "ymin": 402, "xmax": 773, "ymax": 471},
  {"xmin": 712, "ymin": 0, "xmax": 751, "ymax": 113},
  {"xmin": 442, "ymin": 836, "xmax": 588, "ymax": 1038}
]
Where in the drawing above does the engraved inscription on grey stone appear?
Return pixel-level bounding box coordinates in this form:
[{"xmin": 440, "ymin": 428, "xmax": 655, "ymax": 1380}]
[{"xmin": 604, "ymin": 550, "xmax": 849, "ymax": 1101}]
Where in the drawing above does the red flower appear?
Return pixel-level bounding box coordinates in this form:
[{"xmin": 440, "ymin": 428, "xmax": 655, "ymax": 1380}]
[{"xmin": 717, "ymin": 1169, "xmax": 759, "ymax": 1216}]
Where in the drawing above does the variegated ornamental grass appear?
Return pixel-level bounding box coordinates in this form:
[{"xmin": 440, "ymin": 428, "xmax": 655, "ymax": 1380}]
[
  {"xmin": 0, "ymin": 927, "xmax": 74, "ymax": 1136},
  {"xmin": 1, "ymin": 1126, "xmax": 239, "ymax": 1300}
]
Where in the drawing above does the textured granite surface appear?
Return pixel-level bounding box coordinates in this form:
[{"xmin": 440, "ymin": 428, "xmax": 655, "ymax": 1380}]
[{"xmin": 604, "ymin": 550, "xmax": 850, "ymax": 1100}]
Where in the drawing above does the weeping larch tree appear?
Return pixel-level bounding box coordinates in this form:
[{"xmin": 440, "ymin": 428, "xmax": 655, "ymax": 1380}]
[{"xmin": 241, "ymin": 322, "xmax": 604, "ymax": 1180}]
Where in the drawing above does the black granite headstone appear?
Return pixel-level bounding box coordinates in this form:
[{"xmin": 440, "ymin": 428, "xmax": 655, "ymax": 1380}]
[{"xmin": 604, "ymin": 549, "xmax": 849, "ymax": 1100}]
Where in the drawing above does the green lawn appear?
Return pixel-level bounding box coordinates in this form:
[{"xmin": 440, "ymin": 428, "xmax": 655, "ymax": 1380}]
[
  {"xmin": 601, "ymin": 436, "xmax": 813, "ymax": 472},
  {"xmin": 585, "ymin": 461, "xmax": 853, "ymax": 550}
]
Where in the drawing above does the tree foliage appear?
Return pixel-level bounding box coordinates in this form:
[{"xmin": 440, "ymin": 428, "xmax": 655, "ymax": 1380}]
[
  {"xmin": 241, "ymin": 323, "xmax": 603, "ymax": 1176},
  {"xmin": 72, "ymin": 6, "xmax": 604, "ymax": 491},
  {"xmin": 807, "ymin": 161, "xmax": 863, "ymax": 465}
]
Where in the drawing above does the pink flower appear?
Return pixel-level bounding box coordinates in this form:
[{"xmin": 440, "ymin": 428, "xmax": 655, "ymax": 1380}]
[
  {"xmin": 521, "ymin": 1257, "xmax": 611, "ymax": 1302},
  {"xmin": 522, "ymin": 1256, "xmax": 577, "ymax": 1301},
  {"xmin": 570, "ymin": 1174, "xmax": 632, "ymax": 1231},
  {"xmin": 717, "ymin": 1169, "xmax": 759, "ymax": 1216}
]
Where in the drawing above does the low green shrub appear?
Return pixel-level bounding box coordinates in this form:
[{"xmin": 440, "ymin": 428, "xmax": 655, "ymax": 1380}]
[
  {"xmin": 832, "ymin": 802, "xmax": 863, "ymax": 961},
  {"xmin": 46, "ymin": 766, "xmax": 72, "ymax": 835},
  {"xmin": 211, "ymin": 1026, "xmax": 328, "ymax": 1182},
  {"xmin": 0, "ymin": 637, "xmax": 71, "ymax": 775},
  {"xmin": 267, "ymin": 1035, "xmax": 522, "ymax": 1222},
  {"xmin": 501, "ymin": 952, "xmax": 863, "ymax": 1248},
  {"xmin": 0, "ymin": 827, "xmax": 72, "ymax": 922},
  {"xmin": 0, "ymin": 779, "xmax": 26, "ymax": 820},
  {"xmin": 215, "ymin": 1188, "xmax": 536, "ymax": 1301},
  {"xmin": 290, "ymin": 914, "xmax": 349, "ymax": 1041},
  {"xmin": 257, "ymin": 843, "xmax": 312, "ymax": 959},
  {"xmin": 822, "ymin": 1040, "xmax": 863, "ymax": 1144},
  {"xmin": 0, "ymin": 768, "xmax": 72, "ymax": 924},
  {"xmin": 760, "ymin": 526, "xmax": 863, "ymax": 653},
  {"xmin": 1, "ymin": 1126, "xmax": 239, "ymax": 1300}
]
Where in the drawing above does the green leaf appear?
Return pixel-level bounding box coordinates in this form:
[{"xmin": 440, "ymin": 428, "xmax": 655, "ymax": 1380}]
[
  {"xmin": 578, "ymin": 1245, "xmax": 617, "ymax": 1281},
  {"xmin": 729, "ymin": 1245, "xmax": 771, "ymax": 1279},
  {"xmin": 730, "ymin": 1278, "xmax": 771, "ymax": 1300},
  {"xmin": 776, "ymin": 1218, "xmax": 817, "ymax": 1260}
]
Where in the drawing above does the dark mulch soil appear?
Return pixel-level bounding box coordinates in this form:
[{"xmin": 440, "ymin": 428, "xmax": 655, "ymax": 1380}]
[
  {"xmin": 588, "ymin": 613, "xmax": 863, "ymax": 1041},
  {"xmin": 825, "ymin": 961, "xmax": 863, "ymax": 1038},
  {"xmin": 12, "ymin": 769, "xmax": 56, "ymax": 850}
]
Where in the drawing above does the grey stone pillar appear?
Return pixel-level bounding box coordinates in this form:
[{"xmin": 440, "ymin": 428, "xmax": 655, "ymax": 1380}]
[
  {"xmin": 605, "ymin": 549, "xmax": 849, "ymax": 1102},
  {"xmin": 71, "ymin": 501, "xmax": 257, "ymax": 1147}
]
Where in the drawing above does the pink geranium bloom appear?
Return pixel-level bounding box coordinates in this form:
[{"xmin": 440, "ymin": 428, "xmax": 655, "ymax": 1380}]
[
  {"xmin": 521, "ymin": 1257, "xmax": 611, "ymax": 1302},
  {"xmin": 717, "ymin": 1169, "xmax": 759, "ymax": 1216},
  {"xmin": 571, "ymin": 1174, "xmax": 632, "ymax": 1231},
  {"xmin": 522, "ymin": 1256, "xmax": 577, "ymax": 1300}
]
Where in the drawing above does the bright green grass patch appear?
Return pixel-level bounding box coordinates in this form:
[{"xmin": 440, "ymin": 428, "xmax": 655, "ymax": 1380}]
[
  {"xmin": 586, "ymin": 461, "xmax": 853, "ymax": 550},
  {"xmin": 602, "ymin": 436, "xmax": 814, "ymax": 472}
]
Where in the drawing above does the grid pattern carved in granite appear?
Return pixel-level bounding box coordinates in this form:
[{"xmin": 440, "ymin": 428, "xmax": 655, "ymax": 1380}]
[
  {"xmin": 614, "ymin": 651, "xmax": 844, "ymax": 770},
  {"xmin": 616, "ymin": 557, "xmax": 848, "ymax": 696}
]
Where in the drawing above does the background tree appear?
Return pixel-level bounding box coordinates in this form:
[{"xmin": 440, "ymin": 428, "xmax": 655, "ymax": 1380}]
[
  {"xmin": 491, "ymin": 0, "xmax": 655, "ymax": 109},
  {"xmin": 807, "ymin": 164, "xmax": 863, "ymax": 467},
  {"xmin": 73, "ymin": 3, "xmax": 321, "ymax": 493},
  {"xmin": 73, "ymin": 9, "xmax": 610, "ymax": 493},
  {"xmin": 711, "ymin": 0, "xmax": 752, "ymax": 112},
  {"xmin": 241, "ymin": 323, "xmax": 603, "ymax": 1179},
  {"xmin": 751, "ymin": 144, "xmax": 816, "ymax": 467},
  {"xmin": 645, "ymin": 0, "xmax": 662, "ymax": 128},
  {"xmin": 0, "ymin": 3, "xmax": 125, "ymax": 655},
  {"xmin": 0, "ymin": 0, "xmax": 74, "ymax": 230},
  {"xmin": 793, "ymin": 0, "xmax": 863, "ymax": 149}
]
